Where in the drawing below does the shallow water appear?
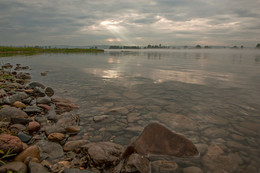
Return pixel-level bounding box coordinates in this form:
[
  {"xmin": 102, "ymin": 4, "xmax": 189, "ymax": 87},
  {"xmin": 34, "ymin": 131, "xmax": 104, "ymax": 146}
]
[{"xmin": 2, "ymin": 49, "xmax": 260, "ymax": 172}]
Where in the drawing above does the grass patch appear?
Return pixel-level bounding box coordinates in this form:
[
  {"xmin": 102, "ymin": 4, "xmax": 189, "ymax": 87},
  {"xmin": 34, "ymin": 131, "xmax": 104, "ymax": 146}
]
[{"xmin": 0, "ymin": 46, "xmax": 104, "ymax": 57}]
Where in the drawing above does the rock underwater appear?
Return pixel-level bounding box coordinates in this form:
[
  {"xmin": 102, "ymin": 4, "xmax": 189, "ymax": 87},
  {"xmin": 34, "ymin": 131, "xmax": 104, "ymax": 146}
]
[{"xmin": 123, "ymin": 122, "xmax": 199, "ymax": 158}]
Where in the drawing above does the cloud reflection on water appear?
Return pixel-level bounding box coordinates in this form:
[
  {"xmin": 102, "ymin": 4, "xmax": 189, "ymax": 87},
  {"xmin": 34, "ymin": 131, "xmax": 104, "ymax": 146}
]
[{"xmin": 82, "ymin": 65, "xmax": 234, "ymax": 86}]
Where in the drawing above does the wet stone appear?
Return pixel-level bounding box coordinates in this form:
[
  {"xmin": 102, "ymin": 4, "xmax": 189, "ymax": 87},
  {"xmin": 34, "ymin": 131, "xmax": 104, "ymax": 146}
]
[
  {"xmin": 65, "ymin": 126, "xmax": 81, "ymax": 133},
  {"xmin": 29, "ymin": 161, "xmax": 48, "ymax": 173},
  {"xmin": 93, "ymin": 115, "xmax": 109, "ymax": 122},
  {"xmin": 152, "ymin": 160, "xmax": 178, "ymax": 173},
  {"xmin": 28, "ymin": 82, "xmax": 45, "ymax": 89},
  {"xmin": 27, "ymin": 121, "xmax": 41, "ymax": 133},
  {"xmin": 121, "ymin": 153, "xmax": 151, "ymax": 173},
  {"xmin": 63, "ymin": 140, "xmax": 88, "ymax": 152},
  {"xmin": 11, "ymin": 117, "xmax": 32, "ymax": 125},
  {"xmin": 183, "ymin": 166, "xmax": 203, "ymax": 173},
  {"xmin": 231, "ymin": 134, "xmax": 245, "ymax": 141},
  {"xmin": 48, "ymin": 133, "xmax": 66, "ymax": 141},
  {"xmin": 127, "ymin": 113, "xmax": 140, "ymax": 123},
  {"xmin": 23, "ymin": 105, "xmax": 42, "ymax": 115},
  {"xmin": 81, "ymin": 142, "xmax": 123, "ymax": 168},
  {"xmin": 13, "ymin": 101, "xmax": 26, "ymax": 108},
  {"xmin": 0, "ymin": 161, "xmax": 27, "ymax": 173},
  {"xmin": 203, "ymin": 127, "xmax": 228, "ymax": 138},
  {"xmin": 36, "ymin": 96, "xmax": 52, "ymax": 105},
  {"xmin": 18, "ymin": 131, "xmax": 32, "ymax": 143},
  {"xmin": 9, "ymin": 124, "xmax": 26, "ymax": 134},
  {"xmin": 0, "ymin": 106, "xmax": 28, "ymax": 122},
  {"xmin": 129, "ymin": 123, "xmax": 199, "ymax": 157},
  {"xmin": 63, "ymin": 168, "xmax": 96, "ymax": 173},
  {"xmin": 37, "ymin": 140, "xmax": 64, "ymax": 160},
  {"xmin": 14, "ymin": 145, "xmax": 40, "ymax": 162},
  {"xmin": 45, "ymin": 87, "xmax": 54, "ymax": 97},
  {"xmin": 0, "ymin": 134, "xmax": 23, "ymax": 153}
]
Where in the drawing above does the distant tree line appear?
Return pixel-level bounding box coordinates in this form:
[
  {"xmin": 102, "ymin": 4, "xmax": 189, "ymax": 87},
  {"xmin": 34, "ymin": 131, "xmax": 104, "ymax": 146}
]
[
  {"xmin": 109, "ymin": 45, "xmax": 141, "ymax": 49},
  {"xmin": 144, "ymin": 44, "xmax": 169, "ymax": 49}
]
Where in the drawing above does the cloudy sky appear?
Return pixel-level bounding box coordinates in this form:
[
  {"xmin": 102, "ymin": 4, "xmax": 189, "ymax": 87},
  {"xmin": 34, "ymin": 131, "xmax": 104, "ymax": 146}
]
[{"xmin": 0, "ymin": 0, "xmax": 259, "ymax": 47}]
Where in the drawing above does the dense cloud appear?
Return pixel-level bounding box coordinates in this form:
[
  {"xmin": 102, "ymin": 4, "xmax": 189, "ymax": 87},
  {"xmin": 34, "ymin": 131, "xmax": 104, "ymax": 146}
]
[{"xmin": 0, "ymin": 0, "xmax": 259, "ymax": 46}]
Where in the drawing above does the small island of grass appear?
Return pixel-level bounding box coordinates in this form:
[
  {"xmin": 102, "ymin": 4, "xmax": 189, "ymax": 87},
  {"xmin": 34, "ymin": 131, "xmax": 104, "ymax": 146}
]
[{"xmin": 0, "ymin": 46, "xmax": 104, "ymax": 57}]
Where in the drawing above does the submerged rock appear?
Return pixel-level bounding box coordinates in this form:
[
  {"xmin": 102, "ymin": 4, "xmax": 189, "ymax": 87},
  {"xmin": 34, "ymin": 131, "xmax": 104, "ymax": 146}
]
[
  {"xmin": 121, "ymin": 153, "xmax": 151, "ymax": 173},
  {"xmin": 202, "ymin": 143, "xmax": 241, "ymax": 173},
  {"xmin": 52, "ymin": 97, "xmax": 79, "ymax": 114},
  {"xmin": 123, "ymin": 123, "xmax": 199, "ymax": 158},
  {"xmin": 63, "ymin": 140, "xmax": 88, "ymax": 152},
  {"xmin": 81, "ymin": 142, "xmax": 123, "ymax": 168},
  {"xmin": 152, "ymin": 160, "xmax": 178, "ymax": 173}
]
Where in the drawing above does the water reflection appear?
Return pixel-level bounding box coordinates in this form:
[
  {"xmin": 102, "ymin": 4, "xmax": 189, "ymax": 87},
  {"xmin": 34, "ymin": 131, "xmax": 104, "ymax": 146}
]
[
  {"xmin": 82, "ymin": 50, "xmax": 237, "ymax": 86},
  {"xmin": 82, "ymin": 68, "xmax": 120, "ymax": 79}
]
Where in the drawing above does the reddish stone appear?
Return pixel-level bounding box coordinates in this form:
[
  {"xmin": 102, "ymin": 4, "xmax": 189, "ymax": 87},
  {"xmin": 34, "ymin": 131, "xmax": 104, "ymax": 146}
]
[
  {"xmin": 0, "ymin": 134, "xmax": 23, "ymax": 153},
  {"xmin": 13, "ymin": 101, "xmax": 26, "ymax": 109},
  {"xmin": 14, "ymin": 145, "xmax": 40, "ymax": 162},
  {"xmin": 27, "ymin": 121, "xmax": 41, "ymax": 133},
  {"xmin": 24, "ymin": 89, "xmax": 34, "ymax": 93},
  {"xmin": 52, "ymin": 97, "xmax": 79, "ymax": 114},
  {"xmin": 37, "ymin": 104, "xmax": 51, "ymax": 111},
  {"xmin": 48, "ymin": 133, "xmax": 65, "ymax": 141},
  {"xmin": 125, "ymin": 123, "xmax": 199, "ymax": 158}
]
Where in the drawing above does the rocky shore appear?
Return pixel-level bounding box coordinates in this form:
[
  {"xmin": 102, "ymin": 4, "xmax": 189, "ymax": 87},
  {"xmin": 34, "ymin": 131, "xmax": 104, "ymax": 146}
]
[{"xmin": 0, "ymin": 63, "xmax": 203, "ymax": 173}]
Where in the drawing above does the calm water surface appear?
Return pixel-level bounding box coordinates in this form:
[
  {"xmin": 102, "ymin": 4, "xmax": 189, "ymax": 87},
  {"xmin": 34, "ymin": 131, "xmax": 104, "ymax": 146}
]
[{"xmin": 2, "ymin": 49, "xmax": 260, "ymax": 172}]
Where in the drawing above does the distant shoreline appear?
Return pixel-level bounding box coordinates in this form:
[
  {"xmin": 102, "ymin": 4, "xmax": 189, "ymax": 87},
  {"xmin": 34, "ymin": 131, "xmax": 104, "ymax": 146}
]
[{"xmin": 0, "ymin": 46, "xmax": 104, "ymax": 57}]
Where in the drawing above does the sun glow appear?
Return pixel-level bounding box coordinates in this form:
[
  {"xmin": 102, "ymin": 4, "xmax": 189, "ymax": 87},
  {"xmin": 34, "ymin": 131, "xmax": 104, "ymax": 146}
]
[{"xmin": 100, "ymin": 20, "xmax": 133, "ymax": 45}]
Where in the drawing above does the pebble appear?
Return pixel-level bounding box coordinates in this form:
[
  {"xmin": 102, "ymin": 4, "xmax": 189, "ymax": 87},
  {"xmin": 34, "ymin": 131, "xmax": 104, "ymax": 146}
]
[
  {"xmin": 18, "ymin": 131, "xmax": 32, "ymax": 143},
  {"xmin": 183, "ymin": 166, "xmax": 203, "ymax": 173},
  {"xmin": 27, "ymin": 121, "xmax": 41, "ymax": 133},
  {"xmin": 152, "ymin": 160, "xmax": 178, "ymax": 173},
  {"xmin": 63, "ymin": 140, "xmax": 89, "ymax": 152},
  {"xmin": 45, "ymin": 87, "xmax": 54, "ymax": 97},
  {"xmin": 65, "ymin": 126, "xmax": 81, "ymax": 133},
  {"xmin": 11, "ymin": 117, "xmax": 32, "ymax": 125},
  {"xmin": 13, "ymin": 101, "xmax": 26, "ymax": 108},
  {"xmin": 29, "ymin": 161, "xmax": 48, "ymax": 172},
  {"xmin": 48, "ymin": 133, "xmax": 66, "ymax": 141},
  {"xmin": 0, "ymin": 161, "xmax": 27, "ymax": 173},
  {"xmin": 37, "ymin": 140, "xmax": 64, "ymax": 160},
  {"xmin": 14, "ymin": 145, "xmax": 40, "ymax": 162},
  {"xmin": 23, "ymin": 105, "xmax": 42, "ymax": 115},
  {"xmin": 36, "ymin": 96, "xmax": 52, "ymax": 105}
]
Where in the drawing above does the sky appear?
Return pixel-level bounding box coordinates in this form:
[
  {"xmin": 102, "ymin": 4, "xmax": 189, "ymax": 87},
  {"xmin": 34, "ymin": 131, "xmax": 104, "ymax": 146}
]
[{"xmin": 0, "ymin": 0, "xmax": 260, "ymax": 47}]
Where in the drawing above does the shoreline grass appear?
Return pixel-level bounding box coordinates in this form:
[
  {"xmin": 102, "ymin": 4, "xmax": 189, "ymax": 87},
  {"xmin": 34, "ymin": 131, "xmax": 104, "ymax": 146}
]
[{"xmin": 0, "ymin": 46, "xmax": 104, "ymax": 57}]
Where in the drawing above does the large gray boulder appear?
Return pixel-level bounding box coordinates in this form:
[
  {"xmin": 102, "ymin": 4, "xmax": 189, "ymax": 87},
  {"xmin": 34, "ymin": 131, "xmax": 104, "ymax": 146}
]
[{"xmin": 123, "ymin": 123, "xmax": 199, "ymax": 158}]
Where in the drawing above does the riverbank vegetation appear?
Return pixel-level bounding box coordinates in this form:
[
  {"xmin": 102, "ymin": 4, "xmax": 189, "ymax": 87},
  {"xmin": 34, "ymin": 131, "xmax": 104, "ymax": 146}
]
[{"xmin": 0, "ymin": 46, "xmax": 104, "ymax": 57}]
